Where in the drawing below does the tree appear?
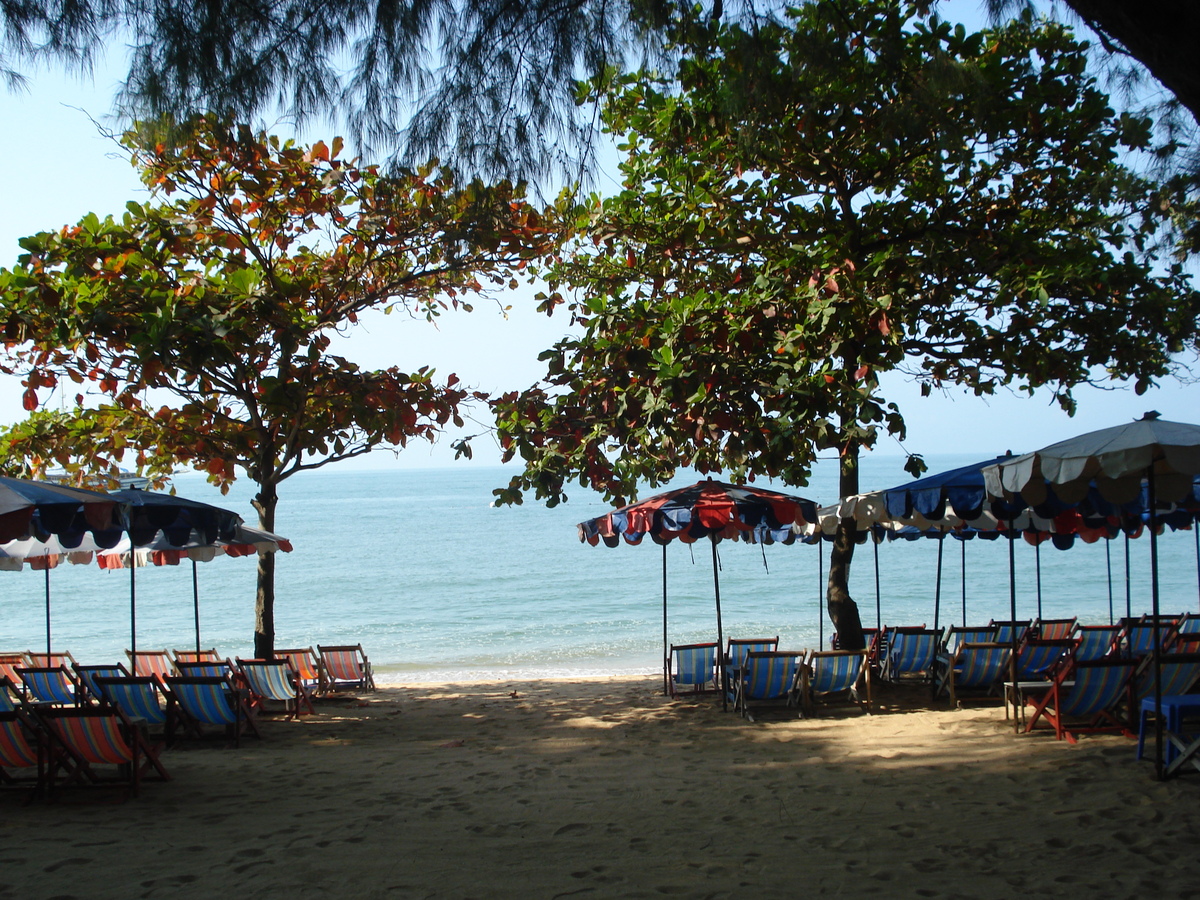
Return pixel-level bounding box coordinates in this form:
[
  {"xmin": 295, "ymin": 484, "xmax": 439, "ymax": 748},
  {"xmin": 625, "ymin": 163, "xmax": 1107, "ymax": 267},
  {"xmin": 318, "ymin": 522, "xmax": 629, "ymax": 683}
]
[
  {"xmin": 0, "ymin": 120, "xmax": 559, "ymax": 656},
  {"xmin": 489, "ymin": 1, "xmax": 1200, "ymax": 647}
]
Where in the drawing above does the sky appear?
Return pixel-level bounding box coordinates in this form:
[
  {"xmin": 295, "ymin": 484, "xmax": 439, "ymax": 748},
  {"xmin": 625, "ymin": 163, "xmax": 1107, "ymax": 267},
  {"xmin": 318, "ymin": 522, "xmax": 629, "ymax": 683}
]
[{"xmin": 0, "ymin": 1, "xmax": 1196, "ymax": 477}]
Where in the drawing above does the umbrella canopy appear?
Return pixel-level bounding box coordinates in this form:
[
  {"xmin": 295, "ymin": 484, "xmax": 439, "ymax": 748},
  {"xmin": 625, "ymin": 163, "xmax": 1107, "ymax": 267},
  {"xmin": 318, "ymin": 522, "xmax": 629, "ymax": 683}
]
[
  {"xmin": 112, "ymin": 488, "xmax": 242, "ymax": 547},
  {"xmin": 0, "ymin": 476, "xmax": 124, "ymax": 544},
  {"xmin": 579, "ymin": 478, "xmax": 819, "ymax": 707}
]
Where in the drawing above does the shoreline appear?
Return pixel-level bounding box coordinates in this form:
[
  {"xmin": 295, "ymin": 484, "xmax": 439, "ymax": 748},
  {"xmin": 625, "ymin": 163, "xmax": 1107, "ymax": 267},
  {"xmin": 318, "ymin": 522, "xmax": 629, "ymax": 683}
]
[{"xmin": 4, "ymin": 676, "xmax": 1197, "ymax": 898}]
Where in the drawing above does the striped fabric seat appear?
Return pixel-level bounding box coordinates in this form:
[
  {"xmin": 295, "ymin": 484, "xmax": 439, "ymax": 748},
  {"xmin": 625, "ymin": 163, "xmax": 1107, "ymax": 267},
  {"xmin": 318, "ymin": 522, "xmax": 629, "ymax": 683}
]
[
  {"xmin": 126, "ymin": 650, "xmax": 174, "ymax": 682},
  {"xmin": 237, "ymin": 659, "xmax": 313, "ymax": 719},
  {"xmin": 94, "ymin": 677, "xmax": 170, "ymax": 728},
  {"xmin": 723, "ymin": 637, "xmax": 779, "ymax": 701},
  {"xmin": 276, "ymin": 648, "xmax": 322, "ymax": 692},
  {"xmin": 173, "ymin": 649, "xmax": 221, "ymax": 665},
  {"xmin": 1014, "ymin": 639, "xmax": 1074, "ymax": 680},
  {"xmin": 990, "ymin": 621, "xmax": 1030, "ymax": 646},
  {"xmin": 165, "ymin": 676, "xmax": 260, "ymax": 747},
  {"xmin": 1032, "ymin": 618, "xmax": 1078, "ymax": 641},
  {"xmin": 0, "ymin": 677, "xmax": 20, "ymax": 712},
  {"xmin": 734, "ymin": 651, "xmax": 803, "ymax": 721},
  {"xmin": 0, "ymin": 654, "xmax": 25, "ymax": 688},
  {"xmin": 17, "ymin": 667, "xmax": 80, "ymax": 705},
  {"xmin": 801, "ymin": 650, "xmax": 869, "ymax": 715},
  {"xmin": 1025, "ymin": 658, "xmax": 1137, "ymax": 743},
  {"xmin": 175, "ymin": 660, "xmax": 233, "ymax": 679},
  {"xmin": 1074, "ymin": 625, "xmax": 1120, "ymax": 662},
  {"xmin": 26, "ymin": 651, "xmax": 78, "ymax": 669},
  {"xmin": 317, "ymin": 644, "xmax": 376, "ymax": 693},
  {"xmin": 1131, "ymin": 654, "xmax": 1200, "ymax": 706},
  {"xmin": 38, "ymin": 706, "xmax": 169, "ymax": 797},
  {"xmin": 936, "ymin": 643, "xmax": 1010, "ymax": 705},
  {"xmin": 882, "ymin": 629, "xmax": 940, "ymax": 682},
  {"xmin": 1124, "ymin": 623, "xmax": 1171, "ymax": 659},
  {"xmin": 667, "ymin": 642, "xmax": 718, "ymax": 697},
  {"xmin": 0, "ymin": 711, "xmax": 41, "ymax": 771},
  {"xmin": 74, "ymin": 664, "xmax": 130, "ymax": 703}
]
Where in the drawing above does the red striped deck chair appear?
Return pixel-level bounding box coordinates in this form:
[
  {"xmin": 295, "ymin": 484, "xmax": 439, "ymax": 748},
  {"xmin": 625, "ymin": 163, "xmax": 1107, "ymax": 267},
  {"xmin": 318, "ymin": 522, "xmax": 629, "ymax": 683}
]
[
  {"xmin": 173, "ymin": 648, "xmax": 222, "ymax": 666},
  {"xmin": 1031, "ymin": 618, "xmax": 1077, "ymax": 641},
  {"xmin": 93, "ymin": 676, "xmax": 173, "ymax": 744},
  {"xmin": 800, "ymin": 650, "xmax": 870, "ymax": 716},
  {"xmin": 26, "ymin": 651, "xmax": 79, "ymax": 669},
  {"xmin": 1, "ymin": 677, "xmax": 21, "ymax": 712},
  {"xmin": 1024, "ymin": 658, "xmax": 1137, "ymax": 743},
  {"xmin": 73, "ymin": 663, "xmax": 131, "ymax": 703},
  {"xmin": 17, "ymin": 666, "xmax": 81, "ymax": 706},
  {"xmin": 38, "ymin": 705, "xmax": 170, "ymax": 798},
  {"xmin": 164, "ymin": 675, "xmax": 260, "ymax": 747},
  {"xmin": 276, "ymin": 648, "xmax": 322, "ymax": 693},
  {"xmin": 0, "ymin": 710, "xmax": 45, "ymax": 798},
  {"xmin": 126, "ymin": 649, "xmax": 174, "ymax": 683},
  {"xmin": 317, "ymin": 644, "xmax": 376, "ymax": 693},
  {"xmin": 0, "ymin": 654, "xmax": 27, "ymax": 693},
  {"xmin": 237, "ymin": 658, "xmax": 314, "ymax": 719}
]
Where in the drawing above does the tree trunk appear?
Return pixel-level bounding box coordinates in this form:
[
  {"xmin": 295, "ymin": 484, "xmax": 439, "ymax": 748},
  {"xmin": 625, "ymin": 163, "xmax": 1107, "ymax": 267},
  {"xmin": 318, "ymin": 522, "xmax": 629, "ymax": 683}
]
[
  {"xmin": 827, "ymin": 441, "xmax": 866, "ymax": 651},
  {"xmin": 252, "ymin": 482, "xmax": 278, "ymax": 659}
]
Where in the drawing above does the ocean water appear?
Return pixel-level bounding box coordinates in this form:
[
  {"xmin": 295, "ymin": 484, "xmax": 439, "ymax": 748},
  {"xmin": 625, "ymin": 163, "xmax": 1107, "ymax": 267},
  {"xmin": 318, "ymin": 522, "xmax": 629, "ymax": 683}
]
[{"xmin": 2, "ymin": 454, "xmax": 1198, "ymax": 683}]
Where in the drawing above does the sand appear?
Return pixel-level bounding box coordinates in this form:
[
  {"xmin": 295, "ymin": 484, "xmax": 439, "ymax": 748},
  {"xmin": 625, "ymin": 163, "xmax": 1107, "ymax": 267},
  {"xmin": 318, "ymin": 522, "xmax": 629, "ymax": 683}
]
[{"xmin": 1, "ymin": 677, "xmax": 1197, "ymax": 900}]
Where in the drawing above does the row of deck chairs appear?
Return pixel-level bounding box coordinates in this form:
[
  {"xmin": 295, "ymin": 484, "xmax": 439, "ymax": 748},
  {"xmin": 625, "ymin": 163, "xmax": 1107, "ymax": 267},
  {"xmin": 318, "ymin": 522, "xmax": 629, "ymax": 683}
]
[{"xmin": 667, "ymin": 638, "xmax": 871, "ymax": 721}]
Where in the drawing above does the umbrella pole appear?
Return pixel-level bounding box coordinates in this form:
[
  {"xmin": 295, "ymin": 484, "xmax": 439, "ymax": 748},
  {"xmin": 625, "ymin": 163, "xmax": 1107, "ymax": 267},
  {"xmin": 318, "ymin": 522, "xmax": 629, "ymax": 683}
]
[
  {"xmin": 933, "ymin": 534, "xmax": 943, "ymax": 634},
  {"xmin": 130, "ymin": 554, "xmax": 137, "ymax": 673},
  {"xmin": 1106, "ymin": 537, "xmax": 1114, "ymax": 626},
  {"xmin": 193, "ymin": 559, "xmax": 202, "ymax": 654},
  {"xmin": 818, "ymin": 538, "xmax": 824, "ymax": 649},
  {"xmin": 710, "ymin": 535, "xmax": 726, "ymax": 712},
  {"xmin": 1194, "ymin": 525, "xmax": 1199, "ymax": 613},
  {"xmin": 1008, "ymin": 520, "xmax": 1018, "ymax": 733},
  {"xmin": 1125, "ymin": 532, "xmax": 1132, "ymax": 619},
  {"xmin": 662, "ymin": 543, "xmax": 669, "ymax": 696},
  {"xmin": 961, "ymin": 538, "xmax": 967, "ymax": 626},
  {"xmin": 873, "ymin": 536, "xmax": 881, "ymax": 632},
  {"xmin": 1035, "ymin": 541, "xmax": 1043, "ymax": 620},
  {"xmin": 1149, "ymin": 470, "xmax": 1164, "ymax": 781},
  {"xmin": 44, "ymin": 566, "xmax": 51, "ymax": 656}
]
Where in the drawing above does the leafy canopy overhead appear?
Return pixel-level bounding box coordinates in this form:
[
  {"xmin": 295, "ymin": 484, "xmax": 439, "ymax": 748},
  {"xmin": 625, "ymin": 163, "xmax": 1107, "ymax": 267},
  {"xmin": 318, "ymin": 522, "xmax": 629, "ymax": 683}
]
[
  {"xmin": 492, "ymin": 0, "xmax": 1199, "ymax": 508},
  {"xmin": 0, "ymin": 120, "xmax": 561, "ymax": 494}
]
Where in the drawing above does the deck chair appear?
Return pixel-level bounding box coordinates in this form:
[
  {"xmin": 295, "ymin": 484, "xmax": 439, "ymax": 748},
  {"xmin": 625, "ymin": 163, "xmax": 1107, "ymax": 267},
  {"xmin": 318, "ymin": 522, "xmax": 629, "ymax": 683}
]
[
  {"xmin": 989, "ymin": 620, "xmax": 1031, "ymax": 646},
  {"xmin": 935, "ymin": 642, "xmax": 1011, "ymax": 706},
  {"xmin": 175, "ymin": 659, "xmax": 234, "ymax": 679},
  {"xmin": 173, "ymin": 648, "xmax": 222, "ymax": 666},
  {"xmin": 93, "ymin": 676, "xmax": 174, "ymax": 742},
  {"xmin": 276, "ymin": 648, "xmax": 322, "ymax": 693},
  {"xmin": 732, "ymin": 651, "xmax": 803, "ymax": 722},
  {"xmin": 1014, "ymin": 638, "xmax": 1076, "ymax": 681},
  {"xmin": 723, "ymin": 637, "xmax": 779, "ymax": 701},
  {"xmin": 938, "ymin": 625, "xmax": 997, "ymax": 659},
  {"xmin": 1024, "ymin": 658, "xmax": 1137, "ymax": 743},
  {"xmin": 799, "ymin": 650, "xmax": 870, "ymax": 716},
  {"xmin": 73, "ymin": 663, "xmax": 131, "ymax": 703},
  {"xmin": 0, "ymin": 677, "xmax": 21, "ymax": 712},
  {"xmin": 0, "ymin": 654, "xmax": 27, "ymax": 692},
  {"xmin": 1122, "ymin": 619, "xmax": 1174, "ymax": 659},
  {"xmin": 26, "ymin": 651, "xmax": 79, "ymax": 669},
  {"xmin": 165, "ymin": 675, "xmax": 260, "ymax": 747},
  {"xmin": 37, "ymin": 705, "xmax": 169, "ymax": 798},
  {"xmin": 1031, "ymin": 617, "xmax": 1077, "ymax": 641},
  {"xmin": 1073, "ymin": 624, "xmax": 1121, "ymax": 662},
  {"xmin": 667, "ymin": 642, "xmax": 719, "ymax": 697},
  {"xmin": 881, "ymin": 628, "xmax": 940, "ymax": 683},
  {"xmin": 126, "ymin": 649, "xmax": 174, "ymax": 683},
  {"xmin": 317, "ymin": 644, "xmax": 376, "ymax": 693},
  {"xmin": 17, "ymin": 666, "xmax": 81, "ymax": 706},
  {"xmin": 0, "ymin": 710, "xmax": 45, "ymax": 798},
  {"xmin": 1130, "ymin": 653, "xmax": 1200, "ymax": 708},
  {"xmin": 237, "ymin": 658, "xmax": 314, "ymax": 719}
]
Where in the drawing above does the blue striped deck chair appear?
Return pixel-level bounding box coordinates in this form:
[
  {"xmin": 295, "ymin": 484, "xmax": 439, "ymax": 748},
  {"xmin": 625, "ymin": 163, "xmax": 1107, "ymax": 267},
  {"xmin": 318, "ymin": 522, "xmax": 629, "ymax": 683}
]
[
  {"xmin": 1024, "ymin": 658, "xmax": 1137, "ymax": 743},
  {"xmin": 0, "ymin": 709, "xmax": 45, "ymax": 798},
  {"xmin": 882, "ymin": 628, "xmax": 940, "ymax": 683},
  {"xmin": 17, "ymin": 666, "xmax": 81, "ymax": 706},
  {"xmin": 165, "ymin": 675, "xmax": 260, "ymax": 747},
  {"xmin": 37, "ymin": 705, "xmax": 169, "ymax": 798},
  {"xmin": 175, "ymin": 659, "xmax": 234, "ymax": 679},
  {"xmin": 723, "ymin": 637, "xmax": 779, "ymax": 702},
  {"xmin": 1014, "ymin": 639, "xmax": 1075, "ymax": 681},
  {"xmin": 1073, "ymin": 625, "xmax": 1120, "ymax": 662},
  {"xmin": 935, "ymin": 642, "xmax": 1011, "ymax": 706},
  {"xmin": 667, "ymin": 642, "xmax": 718, "ymax": 698},
  {"xmin": 1031, "ymin": 618, "xmax": 1077, "ymax": 641},
  {"xmin": 237, "ymin": 658, "xmax": 315, "ymax": 719},
  {"xmin": 93, "ymin": 676, "xmax": 173, "ymax": 744},
  {"xmin": 989, "ymin": 620, "xmax": 1030, "ymax": 646},
  {"xmin": 73, "ymin": 663, "xmax": 131, "ymax": 703},
  {"xmin": 1130, "ymin": 653, "xmax": 1200, "ymax": 708},
  {"xmin": 800, "ymin": 650, "xmax": 870, "ymax": 716},
  {"xmin": 733, "ymin": 651, "xmax": 803, "ymax": 722}
]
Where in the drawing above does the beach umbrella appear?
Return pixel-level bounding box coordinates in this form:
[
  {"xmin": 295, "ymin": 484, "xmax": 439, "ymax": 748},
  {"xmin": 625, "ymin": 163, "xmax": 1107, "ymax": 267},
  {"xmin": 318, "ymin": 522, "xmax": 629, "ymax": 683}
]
[
  {"xmin": 97, "ymin": 523, "xmax": 292, "ymax": 654},
  {"xmin": 578, "ymin": 478, "xmax": 819, "ymax": 708},
  {"xmin": 984, "ymin": 412, "xmax": 1200, "ymax": 779}
]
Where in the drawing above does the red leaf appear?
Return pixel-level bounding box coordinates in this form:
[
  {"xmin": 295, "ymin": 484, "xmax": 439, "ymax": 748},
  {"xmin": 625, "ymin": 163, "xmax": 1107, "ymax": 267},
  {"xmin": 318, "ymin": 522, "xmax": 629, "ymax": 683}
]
[{"xmin": 22, "ymin": 388, "xmax": 38, "ymax": 411}]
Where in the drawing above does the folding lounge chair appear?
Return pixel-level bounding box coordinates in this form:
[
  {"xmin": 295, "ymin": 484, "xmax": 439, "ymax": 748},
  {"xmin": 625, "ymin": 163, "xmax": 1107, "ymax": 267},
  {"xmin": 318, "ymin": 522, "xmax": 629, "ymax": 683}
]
[
  {"xmin": 173, "ymin": 648, "xmax": 222, "ymax": 666},
  {"xmin": 0, "ymin": 677, "xmax": 20, "ymax": 712},
  {"xmin": 0, "ymin": 654, "xmax": 28, "ymax": 692},
  {"xmin": 317, "ymin": 644, "xmax": 376, "ymax": 693},
  {"xmin": 1129, "ymin": 652, "xmax": 1200, "ymax": 709},
  {"xmin": 935, "ymin": 642, "xmax": 1011, "ymax": 706},
  {"xmin": 989, "ymin": 620, "xmax": 1030, "ymax": 646},
  {"xmin": 881, "ymin": 628, "xmax": 940, "ymax": 683},
  {"xmin": 126, "ymin": 650, "xmax": 175, "ymax": 683},
  {"xmin": 1024, "ymin": 658, "xmax": 1137, "ymax": 743},
  {"xmin": 1014, "ymin": 639, "xmax": 1076, "ymax": 681},
  {"xmin": 667, "ymin": 642, "xmax": 719, "ymax": 698},
  {"xmin": 93, "ymin": 676, "xmax": 174, "ymax": 742},
  {"xmin": 1031, "ymin": 618, "xmax": 1078, "ymax": 641},
  {"xmin": 37, "ymin": 705, "xmax": 169, "ymax": 798},
  {"xmin": 175, "ymin": 660, "xmax": 234, "ymax": 680},
  {"xmin": 73, "ymin": 663, "xmax": 131, "ymax": 703},
  {"xmin": 17, "ymin": 666, "xmax": 82, "ymax": 706},
  {"xmin": 733, "ymin": 651, "xmax": 804, "ymax": 722},
  {"xmin": 0, "ymin": 709, "xmax": 45, "ymax": 798},
  {"xmin": 1073, "ymin": 625, "xmax": 1121, "ymax": 662},
  {"xmin": 723, "ymin": 637, "xmax": 779, "ymax": 702},
  {"xmin": 800, "ymin": 650, "xmax": 870, "ymax": 716},
  {"xmin": 165, "ymin": 675, "xmax": 260, "ymax": 747},
  {"xmin": 26, "ymin": 651, "xmax": 79, "ymax": 669},
  {"xmin": 236, "ymin": 658, "xmax": 314, "ymax": 719},
  {"xmin": 276, "ymin": 648, "xmax": 323, "ymax": 694}
]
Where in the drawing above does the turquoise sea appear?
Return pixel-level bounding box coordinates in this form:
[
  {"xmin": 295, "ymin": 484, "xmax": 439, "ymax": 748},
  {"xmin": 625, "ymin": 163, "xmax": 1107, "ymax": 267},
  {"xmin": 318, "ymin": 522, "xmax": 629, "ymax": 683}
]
[{"xmin": 2, "ymin": 453, "xmax": 1198, "ymax": 683}]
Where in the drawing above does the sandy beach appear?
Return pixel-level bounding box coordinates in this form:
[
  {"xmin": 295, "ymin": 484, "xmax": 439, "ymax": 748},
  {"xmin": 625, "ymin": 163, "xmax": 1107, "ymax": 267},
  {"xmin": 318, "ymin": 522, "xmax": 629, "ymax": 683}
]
[{"xmin": 2, "ymin": 677, "xmax": 1197, "ymax": 899}]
